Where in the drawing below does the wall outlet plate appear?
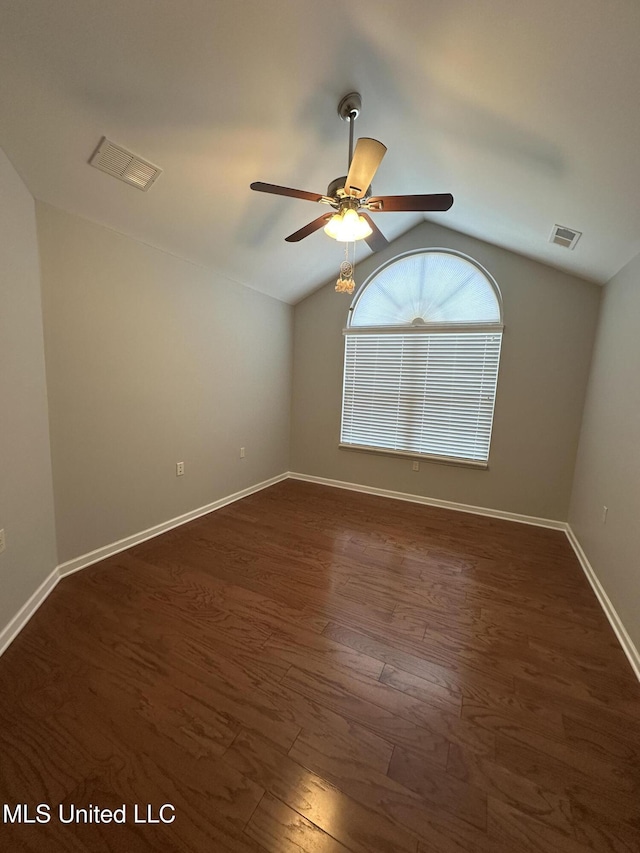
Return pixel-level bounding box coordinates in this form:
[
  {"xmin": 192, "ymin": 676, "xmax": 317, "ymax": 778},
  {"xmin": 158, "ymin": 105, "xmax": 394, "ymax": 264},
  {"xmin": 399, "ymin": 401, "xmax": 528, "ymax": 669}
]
[
  {"xmin": 176, "ymin": 462, "xmax": 184, "ymax": 477},
  {"xmin": 0, "ymin": 528, "xmax": 5, "ymax": 553}
]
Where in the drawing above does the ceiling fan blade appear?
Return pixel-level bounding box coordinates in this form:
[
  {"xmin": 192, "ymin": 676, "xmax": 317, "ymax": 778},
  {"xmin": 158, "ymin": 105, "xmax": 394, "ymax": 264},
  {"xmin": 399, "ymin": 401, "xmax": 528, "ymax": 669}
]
[
  {"xmin": 250, "ymin": 182, "xmax": 324, "ymax": 203},
  {"xmin": 360, "ymin": 213, "xmax": 389, "ymax": 253},
  {"xmin": 366, "ymin": 193, "xmax": 454, "ymax": 212},
  {"xmin": 344, "ymin": 138, "xmax": 387, "ymax": 199},
  {"xmin": 285, "ymin": 213, "xmax": 333, "ymax": 242}
]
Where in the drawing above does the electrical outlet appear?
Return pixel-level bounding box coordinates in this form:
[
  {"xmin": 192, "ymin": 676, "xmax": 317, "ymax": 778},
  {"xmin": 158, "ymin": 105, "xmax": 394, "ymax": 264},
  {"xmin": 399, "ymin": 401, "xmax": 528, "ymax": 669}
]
[
  {"xmin": 176, "ymin": 461, "xmax": 184, "ymax": 477},
  {"xmin": 602, "ymin": 505, "xmax": 608, "ymax": 524},
  {"xmin": 0, "ymin": 528, "xmax": 5, "ymax": 553},
  {"xmin": 412, "ymin": 460, "xmax": 419, "ymax": 472},
  {"xmin": 240, "ymin": 447, "xmax": 245, "ymax": 459}
]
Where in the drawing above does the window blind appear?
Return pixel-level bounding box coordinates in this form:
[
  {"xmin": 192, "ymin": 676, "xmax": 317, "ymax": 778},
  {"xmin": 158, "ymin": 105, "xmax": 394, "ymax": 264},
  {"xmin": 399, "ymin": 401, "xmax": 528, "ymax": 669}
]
[{"xmin": 341, "ymin": 331, "xmax": 502, "ymax": 464}]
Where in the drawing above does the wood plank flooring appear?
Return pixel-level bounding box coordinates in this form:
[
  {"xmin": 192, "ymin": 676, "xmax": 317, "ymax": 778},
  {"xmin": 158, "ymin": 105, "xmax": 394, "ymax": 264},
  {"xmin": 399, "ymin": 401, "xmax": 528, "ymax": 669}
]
[{"xmin": 1, "ymin": 479, "xmax": 639, "ymax": 852}]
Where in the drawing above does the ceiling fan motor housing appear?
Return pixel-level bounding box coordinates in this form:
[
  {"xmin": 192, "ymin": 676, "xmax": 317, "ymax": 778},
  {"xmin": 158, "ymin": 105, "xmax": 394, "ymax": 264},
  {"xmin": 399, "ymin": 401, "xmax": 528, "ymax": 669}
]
[{"xmin": 327, "ymin": 176, "xmax": 371, "ymax": 203}]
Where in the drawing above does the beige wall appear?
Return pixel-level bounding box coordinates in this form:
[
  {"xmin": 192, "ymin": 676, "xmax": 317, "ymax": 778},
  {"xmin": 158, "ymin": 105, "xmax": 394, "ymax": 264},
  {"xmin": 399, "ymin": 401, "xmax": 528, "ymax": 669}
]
[
  {"xmin": 569, "ymin": 250, "xmax": 640, "ymax": 651},
  {"xmin": 0, "ymin": 149, "xmax": 57, "ymax": 635},
  {"xmin": 291, "ymin": 221, "xmax": 600, "ymax": 520},
  {"xmin": 37, "ymin": 203, "xmax": 292, "ymax": 564}
]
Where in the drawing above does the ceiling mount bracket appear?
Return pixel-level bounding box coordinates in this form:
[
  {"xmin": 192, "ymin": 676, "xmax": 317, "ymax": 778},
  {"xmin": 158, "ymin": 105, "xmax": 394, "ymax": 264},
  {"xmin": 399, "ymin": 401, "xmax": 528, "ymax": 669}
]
[{"xmin": 338, "ymin": 92, "xmax": 362, "ymax": 122}]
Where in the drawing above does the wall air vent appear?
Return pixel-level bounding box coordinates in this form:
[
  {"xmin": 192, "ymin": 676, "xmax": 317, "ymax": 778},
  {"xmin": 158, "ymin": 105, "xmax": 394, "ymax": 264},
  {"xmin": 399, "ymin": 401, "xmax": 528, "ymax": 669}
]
[
  {"xmin": 89, "ymin": 137, "xmax": 162, "ymax": 191},
  {"xmin": 549, "ymin": 224, "xmax": 582, "ymax": 249}
]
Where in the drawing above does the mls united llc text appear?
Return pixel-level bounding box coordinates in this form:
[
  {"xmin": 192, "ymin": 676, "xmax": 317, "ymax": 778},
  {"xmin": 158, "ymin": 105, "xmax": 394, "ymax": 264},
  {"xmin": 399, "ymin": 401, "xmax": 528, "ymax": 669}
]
[{"xmin": 3, "ymin": 803, "xmax": 176, "ymax": 825}]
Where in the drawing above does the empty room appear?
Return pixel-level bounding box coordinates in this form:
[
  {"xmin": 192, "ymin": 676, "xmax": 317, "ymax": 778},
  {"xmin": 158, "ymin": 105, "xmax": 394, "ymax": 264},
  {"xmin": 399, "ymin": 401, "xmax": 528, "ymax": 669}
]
[{"xmin": 1, "ymin": 1, "xmax": 639, "ymax": 851}]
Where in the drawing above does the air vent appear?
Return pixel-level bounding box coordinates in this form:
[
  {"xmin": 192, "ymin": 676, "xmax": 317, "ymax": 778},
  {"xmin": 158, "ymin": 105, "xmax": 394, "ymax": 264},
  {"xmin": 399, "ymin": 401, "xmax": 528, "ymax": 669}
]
[
  {"xmin": 89, "ymin": 137, "xmax": 162, "ymax": 191},
  {"xmin": 549, "ymin": 224, "xmax": 582, "ymax": 250}
]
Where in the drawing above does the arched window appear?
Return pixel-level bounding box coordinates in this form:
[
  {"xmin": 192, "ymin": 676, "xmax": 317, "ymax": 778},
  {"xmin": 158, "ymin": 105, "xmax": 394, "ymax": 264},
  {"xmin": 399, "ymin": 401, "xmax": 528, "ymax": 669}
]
[{"xmin": 341, "ymin": 249, "xmax": 503, "ymax": 466}]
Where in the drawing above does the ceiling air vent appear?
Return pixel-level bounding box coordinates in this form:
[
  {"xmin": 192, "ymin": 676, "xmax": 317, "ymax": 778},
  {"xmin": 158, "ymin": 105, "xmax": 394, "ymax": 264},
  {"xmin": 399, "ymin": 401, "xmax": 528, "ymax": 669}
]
[
  {"xmin": 549, "ymin": 224, "xmax": 582, "ymax": 249},
  {"xmin": 89, "ymin": 137, "xmax": 162, "ymax": 191}
]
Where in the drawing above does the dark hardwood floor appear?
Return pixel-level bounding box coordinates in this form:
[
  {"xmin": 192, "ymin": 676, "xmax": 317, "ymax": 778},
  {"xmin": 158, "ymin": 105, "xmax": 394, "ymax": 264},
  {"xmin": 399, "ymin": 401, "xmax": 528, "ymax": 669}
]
[{"xmin": 1, "ymin": 479, "xmax": 639, "ymax": 852}]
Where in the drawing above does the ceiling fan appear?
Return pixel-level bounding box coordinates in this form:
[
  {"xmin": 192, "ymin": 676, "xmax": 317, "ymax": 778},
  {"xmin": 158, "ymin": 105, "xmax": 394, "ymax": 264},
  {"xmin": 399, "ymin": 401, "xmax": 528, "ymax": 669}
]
[{"xmin": 250, "ymin": 92, "xmax": 454, "ymax": 253}]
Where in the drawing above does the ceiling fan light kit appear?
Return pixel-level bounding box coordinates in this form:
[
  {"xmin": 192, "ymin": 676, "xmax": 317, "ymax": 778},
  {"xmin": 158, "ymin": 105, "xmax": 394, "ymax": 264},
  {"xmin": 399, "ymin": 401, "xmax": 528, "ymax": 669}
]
[
  {"xmin": 324, "ymin": 206, "xmax": 373, "ymax": 242},
  {"xmin": 250, "ymin": 92, "xmax": 454, "ymax": 292}
]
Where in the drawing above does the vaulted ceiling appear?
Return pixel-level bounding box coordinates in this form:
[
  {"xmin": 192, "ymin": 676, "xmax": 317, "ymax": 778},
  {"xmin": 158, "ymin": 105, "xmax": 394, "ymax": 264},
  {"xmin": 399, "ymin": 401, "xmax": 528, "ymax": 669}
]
[{"xmin": 1, "ymin": 0, "xmax": 639, "ymax": 303}]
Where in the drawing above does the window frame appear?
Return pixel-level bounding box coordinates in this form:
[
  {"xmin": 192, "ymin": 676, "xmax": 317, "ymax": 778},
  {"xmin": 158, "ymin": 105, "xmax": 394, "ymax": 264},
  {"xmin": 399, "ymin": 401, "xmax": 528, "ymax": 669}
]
[{"xmin": 339, "ymin": 248, "xmax": 504, "ymax": 469}]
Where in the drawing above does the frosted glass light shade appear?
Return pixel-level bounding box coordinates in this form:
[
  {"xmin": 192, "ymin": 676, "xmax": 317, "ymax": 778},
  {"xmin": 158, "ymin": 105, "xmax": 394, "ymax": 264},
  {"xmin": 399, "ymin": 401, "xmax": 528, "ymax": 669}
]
[{"xmin": 324, "ymin": 208, "xmax": 372, "ymax": 242}]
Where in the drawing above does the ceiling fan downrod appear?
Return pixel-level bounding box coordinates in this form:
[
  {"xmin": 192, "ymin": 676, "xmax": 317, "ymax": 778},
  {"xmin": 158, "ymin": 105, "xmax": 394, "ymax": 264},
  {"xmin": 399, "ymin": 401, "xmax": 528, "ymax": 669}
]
[{"xmin": 338, "ymin": 92, "xmax": 362, "ymax": 170}]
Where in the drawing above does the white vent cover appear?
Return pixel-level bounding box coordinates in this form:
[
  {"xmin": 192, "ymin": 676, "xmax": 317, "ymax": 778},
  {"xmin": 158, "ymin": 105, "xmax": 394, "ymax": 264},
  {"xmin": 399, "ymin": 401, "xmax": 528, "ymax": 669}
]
[
  {"xmin": 89, "ymin": 137, "xmax": 162, "ymax": 191},
  {"xmin": 549, "ymin": 224, "xmax": 582, "ymax": 249}
]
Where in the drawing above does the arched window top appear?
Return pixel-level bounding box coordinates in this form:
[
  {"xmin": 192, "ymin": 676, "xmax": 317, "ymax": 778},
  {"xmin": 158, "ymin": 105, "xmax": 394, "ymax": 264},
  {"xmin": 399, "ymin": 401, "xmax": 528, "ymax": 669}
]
[{"xmin": 348, "ymin": 249, "xmax": 503, "ymax": 328}]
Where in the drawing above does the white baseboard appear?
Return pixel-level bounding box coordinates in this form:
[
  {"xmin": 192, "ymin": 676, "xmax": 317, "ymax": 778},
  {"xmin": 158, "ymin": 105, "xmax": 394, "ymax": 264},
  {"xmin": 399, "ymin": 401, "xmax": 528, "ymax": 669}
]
[
  {"xmin": 287, "ymin": 472, "xmax": 566, "ymax": 530},
  {"xmin": 0, "ymin": 473, "xmax": 287, "ymax": 658},
  {"xmin": 565, "ymin": 524, "xmax": 640, "ymax": 682},
  {"xmin": 58, "ymin": 472, "xmax": 288, "ymax": 578},
  {"xmin": 0, "ymin": 567, "xmax": 60, "ymax": 658}
]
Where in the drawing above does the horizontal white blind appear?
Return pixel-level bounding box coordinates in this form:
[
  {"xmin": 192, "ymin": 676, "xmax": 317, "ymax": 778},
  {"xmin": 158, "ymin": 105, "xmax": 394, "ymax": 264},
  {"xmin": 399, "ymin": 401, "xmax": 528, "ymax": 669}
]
[{"xmin": 341, "ymin": 331, "xmax": 502, "ymax": 463}]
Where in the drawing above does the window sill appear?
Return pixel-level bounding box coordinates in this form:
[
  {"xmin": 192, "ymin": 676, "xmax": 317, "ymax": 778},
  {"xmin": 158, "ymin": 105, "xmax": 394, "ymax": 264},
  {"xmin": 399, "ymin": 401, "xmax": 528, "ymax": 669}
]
[{"xmin": 338, "ymin": 443, "xmax": 489, "ymax": 470}]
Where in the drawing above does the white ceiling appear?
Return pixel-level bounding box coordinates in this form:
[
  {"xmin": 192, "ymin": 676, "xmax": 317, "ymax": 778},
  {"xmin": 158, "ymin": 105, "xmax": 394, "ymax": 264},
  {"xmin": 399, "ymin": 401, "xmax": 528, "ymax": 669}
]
[{"xmin": 1, "ymin": 0, "xmax": 639, "ymax": 304}]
